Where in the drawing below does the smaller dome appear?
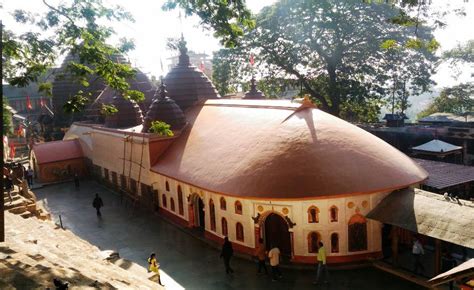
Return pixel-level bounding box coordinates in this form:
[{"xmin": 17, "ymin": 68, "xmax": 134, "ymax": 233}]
[
  {"xmin": 104, "ymin": 95, "xmax": 143, "ymax": 128},
  {"xmin": 142, "ymin": 83, "xmax": 187, "ymax": 133},
  {"xmin": 243, "ymin": 77, "xmax": 265, "ymax": 99}
]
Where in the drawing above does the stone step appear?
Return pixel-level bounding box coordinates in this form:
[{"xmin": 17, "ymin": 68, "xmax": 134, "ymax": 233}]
[
  {"xmin": 8, "ymin": 205, "xmax": 27, "ymax": 215},
  {"xmin": 4, "ymin": 199, "xmax": 26, "ymax": 210},
  {"xmin": 4, "ymin": 194, "xmax": 22, "ymax": 203},
  {"xmin": 19, "ymin": 211, "xmax": 33, "ymax": 219}
]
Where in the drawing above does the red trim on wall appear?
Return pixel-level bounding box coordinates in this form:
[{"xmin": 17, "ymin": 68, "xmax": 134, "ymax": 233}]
[
  {"xmin": 159, "ymin": 208, "xmax": 188, "ymax": 228},
  {"xmin": 204, "ymin": 231, "xmax": 255, "ymax": 256},
  {"xmin": 293, "ymin": 251, "xmax": 383, "ymax": 264}
]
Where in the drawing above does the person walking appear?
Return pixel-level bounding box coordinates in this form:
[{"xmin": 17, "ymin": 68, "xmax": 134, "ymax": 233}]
[
  {"xmin": 27, "ymin": 166, "xmax": 34, "ymax": 187},
  {"xmin": 268, "ymin": 244, "xmax": 282, "ymax": 281},
  {"xmin": 313, "ymin": 241, "xmax": 329, "ymax": 284},
  {"xmin": 74, "ymin": 173, "xmax": 80, "ymax": 189},
  {"xmin": 220, "ymin": 237, "xmax": 234, "ymax": 274},
  {"xmin": 4, "ymin": 175, "xmax": 14, "ymax": 204},
  {"xmin": 148, "ymin": 253, "xmax": 164, "ymax": 286},
  {"xmin": 412, "ymin": 238, "xmax": 425, "ymax": 275},
  {"xmin": 255, "ymin": 238, "xmax": 268, "ymax": 275},
  {"xmin": 92, "ymin": 194, "xmax": 104, "ymax": 217}
]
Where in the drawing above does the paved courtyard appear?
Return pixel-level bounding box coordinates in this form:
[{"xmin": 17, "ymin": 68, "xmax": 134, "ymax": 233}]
[{"xmin": 35, "ymin": 180, "xmax": 424, "ymax": 290}]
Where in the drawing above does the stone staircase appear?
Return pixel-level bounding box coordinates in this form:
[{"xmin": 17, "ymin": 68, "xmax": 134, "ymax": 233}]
[
  {"xmin": 4, "ymin": 188, "xmax": 50, "ymax": 220},
  {"xmin": 1, "ymin": 212, "xmax": 163, "ymax": 289}
]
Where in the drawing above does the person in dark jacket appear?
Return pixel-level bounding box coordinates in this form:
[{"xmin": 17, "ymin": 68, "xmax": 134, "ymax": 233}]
[
  {"xmin": 220, "ymin": 237, "xmax": 234, "ymax": 274},
  {"xmin": 74, "ymin": 173, "xmax": 80, "ymax": 189},
  {"xmin": 92, "ymin": 194, "xmax": 104, "ymax": 217}
]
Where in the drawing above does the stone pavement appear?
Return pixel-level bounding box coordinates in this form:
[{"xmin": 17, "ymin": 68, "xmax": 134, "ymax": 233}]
[{"xmin": 35, "ymin": 180, "xmax": 424, "ymax": 290}]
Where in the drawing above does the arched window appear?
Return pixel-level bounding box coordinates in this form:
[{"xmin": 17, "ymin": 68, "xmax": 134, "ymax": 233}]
[
  {"xmin": 162, "ymin": 195, "xmax": 167, "ymax": 208},
  {"xmin": 307, "ymin": 232, "xmax": 321, "ymax": 253},
  {"xmin": 165, "ymin": 181, "xmax": 170, "ymax": 191},
  {"xmin": 308, "ymin": 206, "xmax": 319, "ymax": 223},
  {"xmin": 209, "ymin": 199, "xmax": 216, "ymax": 231},
  {"xmin": 331, "ymin": 233, "xmax": 339, "ymax": 253},
  {"xmin": 236, "ymin": 222, "xmax": 244, "ymax": 241},
  {"xmin": 348, "ymin": 214, "xmax": 368, "ymax": 252},
  {"xmin": 330, "ymin": 206, "xmax": 338, "ymax": 222},
  {"xmin": 235, "ymin": 200, "xmax": 242, "ymax": 215},
  {"xmin": 221, "ymin": 218, "xmax": 228, "ymax": 236},
  {"xmin": 220, "ymin": 197, "xmax": 227, "ymax": 210},
  {"xmin": 178, "ymin": 186, "xmax": 184, "ymax": 215},
  {"xmin": 170, "ymin": 197, "xmax": 175, "ymax": 212}
]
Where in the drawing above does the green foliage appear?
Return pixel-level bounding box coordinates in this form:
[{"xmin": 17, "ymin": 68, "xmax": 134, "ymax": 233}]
[
  {"xmin": 212, "ymin": 48, "xmax": 244, "ymax": 95},
  {"xmin": 149, "ymin": 121, "xmax": 174, "ymax": 137},
  {"xmin": 442, "ymin": 40, "xmax": 474, "ymax": 64},
  {"xmin": 100, "ymin": 104, "xmax": 118, "ymax": 116},
  {"xmin": 3, "ymin": 0, "xmax": 139, "ymax": 114},
  {"xmin": 3, "ymin": 97, "xmax": 14, "ymax": 136},
  {"xmin": 221, "ymin": 0, "xmax": 436, "ymax": 121},
  {"xmin": 162, "ymin": 0, "xmax": 255, "ymax": 48},
  {"xmin": 418, "ymin": 83, "xmax": 474, "ymax": 119}
]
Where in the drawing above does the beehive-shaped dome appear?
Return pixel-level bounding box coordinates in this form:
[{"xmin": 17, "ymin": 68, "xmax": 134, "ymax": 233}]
[
  {"xmin": 142, "ymin": 83, "xmax": 187, "ymax": 133},
  {"xmin": 53, "ymin": 51, "xmax": 154, "ymax": 126},
  {"xmin": 164, "ymin": 37, "xmax": 220, "ymax": 111},
  {"xmin": 243, "ymin": 77, "xmax": 265, "ymax": 99},
  {"xmin": 83, "ymin": 69, "xmax": 155, "ymax": 123},
  {"xmin": 104, "ymin": 95, "xmax": 143, "ymax": 128}
]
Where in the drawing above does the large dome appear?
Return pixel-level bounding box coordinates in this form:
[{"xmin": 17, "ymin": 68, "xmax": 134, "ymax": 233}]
[
  {"xmin": 164, "ymin": 37, "xmax": 220, "ymax": 111},
  {"xmin": 151, "ymin": 99, "xmax": 428, "ymax": 199},
  {"xmin": 104, "ymin": 95, "xmax": 143, "ymax": 128},
  {"xmin": 142, "ymin": 84, "xmax": 187, "ymax": 133}
]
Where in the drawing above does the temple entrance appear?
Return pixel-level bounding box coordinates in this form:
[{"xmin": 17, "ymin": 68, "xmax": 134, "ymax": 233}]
[
  {"xmin": 191, "ymin": 194, "xmax": 205, "ymax": 230},
  {"xmin": 264, "ymin": 213, "xmax": 291, "ymax": 259}
]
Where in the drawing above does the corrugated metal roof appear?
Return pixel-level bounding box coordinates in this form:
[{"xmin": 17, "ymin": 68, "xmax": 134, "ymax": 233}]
[
  {"xmin": 367, "ymin": 188, "xmax": 474, "ymax": 248},
  {"xmin": 414, "ymin": 158, "xmax": 474, "ymax": 189},
  {"xmin": 412, "ymin": 139, "xmax": 462, "ymax": 153}
]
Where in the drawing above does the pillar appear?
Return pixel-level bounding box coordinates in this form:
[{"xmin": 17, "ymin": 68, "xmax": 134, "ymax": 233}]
[
  {"xmin": 435, "ymin": 239, "xmax": 442, "ymax": 275},
  {"xmin": 289, "ymin": 230, "xmax": 295, "ymax": 260},
  {"xmin": 188, "ymin": 204, "xmax": 194, "ymax": 228},
  {"xmin": 391, "ymin": 226, "xmax": 399, "ymax": 267}
]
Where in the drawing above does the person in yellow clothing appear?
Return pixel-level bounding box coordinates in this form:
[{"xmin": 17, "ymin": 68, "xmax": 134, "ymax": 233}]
[
  {"xmin": 148, "ymin": 253, "xmax": 164, "ymax": 286},
  {"xmin": 313, "ymin": 242, "xmax": 329, "ymax": 284}
]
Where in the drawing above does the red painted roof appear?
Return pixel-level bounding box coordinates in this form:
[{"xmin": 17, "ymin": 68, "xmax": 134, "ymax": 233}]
[
  {"xmin": 151, "ymin": 99, "xmax": 428, "ymax": 199},
  {"xmin": 33, "ymin": 139, "xmax": 84, "ymax": 164}
]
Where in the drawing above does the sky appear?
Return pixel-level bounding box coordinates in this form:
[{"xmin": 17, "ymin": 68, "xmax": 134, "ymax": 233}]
[{"xmin": 1, "ymin": 0, "xmax": 473, "ymax": 89}]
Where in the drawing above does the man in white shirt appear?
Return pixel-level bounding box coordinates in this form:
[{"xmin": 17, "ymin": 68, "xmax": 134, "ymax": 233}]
[
  {"xmin": 412, "ymin": 238, "xmax": 425, "ymax": 275},
  {"xmin": 268, "ymin": 245, "xmax": 282, "ymax": 281}
]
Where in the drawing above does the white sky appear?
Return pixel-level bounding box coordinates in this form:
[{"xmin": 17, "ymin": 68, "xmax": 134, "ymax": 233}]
[{"xmin": 1, "ymin": 0, "xmax": 473, "ymax": 88}]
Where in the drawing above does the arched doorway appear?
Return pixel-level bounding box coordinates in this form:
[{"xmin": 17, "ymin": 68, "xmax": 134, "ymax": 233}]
[
  {"xmin": 191, "ymin": 194, "xmax": 205, "ymax": 230},
  {"xmin": 264, "ymin": 213, "xmax": 292, "ymax": 259}
]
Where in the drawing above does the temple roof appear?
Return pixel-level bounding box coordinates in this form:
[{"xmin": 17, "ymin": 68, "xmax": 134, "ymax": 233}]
[
  {"xmin": 243, "ymin": 77, "xmax": 265, "ymax": 99},
  {"xmin": 104, "ymin": 96, "xmax": 143, "ymax": 128},
  {"xmin": 151, "ymin": 99, "xmax": 427, "ymax": 199},
  {"xmin": 142, "ymin": 84, "xmax": 187, "ymax": 132},
  {"xmin": 412, "ymin": 139, "xmax": 462, "ymax": 153},
  {"xmin": 163, "ymin": 37, "xmax": 219, "ymax": 111},
  {"xmin": 32, "ymin": 139, "xmax": 83, "ymax": 164}
]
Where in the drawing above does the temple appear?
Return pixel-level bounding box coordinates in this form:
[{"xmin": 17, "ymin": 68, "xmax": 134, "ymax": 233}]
[{"xmin": 31, "ymin": 40, "xmax": 430, "ymax": 264}]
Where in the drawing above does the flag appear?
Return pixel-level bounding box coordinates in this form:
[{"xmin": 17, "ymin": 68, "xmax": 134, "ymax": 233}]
[
  {"xmin": 9, "ymin": 143, "xmax": 15, "ymax": 159},
  {"xmin": 199, "ymin": 61, "xmax": 205, "ymax": 71},
  {"xmin": 250, "ymin": 54, "xmax": 255, "ymax": 66},
  {"xmin": 40, "ymin": 97, "xmax": 45, "ymax": 107},
  {"xmin": 26, "ymin": 95, "xmax": 33, "ymax": 110}
]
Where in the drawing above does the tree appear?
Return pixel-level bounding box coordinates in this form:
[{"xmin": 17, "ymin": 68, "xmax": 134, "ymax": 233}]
[
  {"xmin": 220, "ymin": 0, "xmax": 436, "ymax": 121},
  {"xmin": 3, "ymin": 97, "xmax": 13, "ymax": 136},
  {"xmin": 212, "ymin": 49, "xmax": 244, "ymax": 95},
  {"xmin": 3, "ymin": 0, "xmax": 143, "ymax": 114},
  {"xmin": 162, "ymin": 0, "xmax": 255, "ymax": 48},
  {"xmin": 418, "ymin": 83, "xmax": 474, "ymax": 119}
]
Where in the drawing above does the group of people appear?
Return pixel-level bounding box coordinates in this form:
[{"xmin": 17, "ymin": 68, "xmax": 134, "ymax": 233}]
[{"xmin": 220, "ymin": 237, "xmax": 330, "ymax": 284}]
